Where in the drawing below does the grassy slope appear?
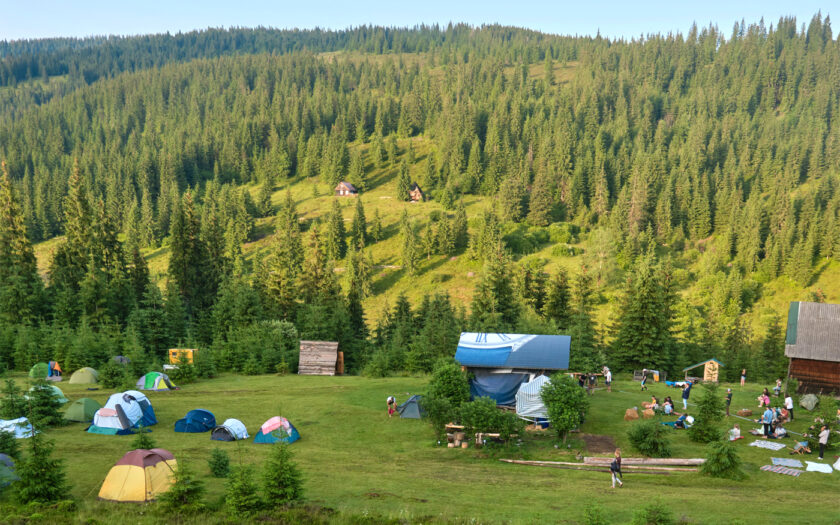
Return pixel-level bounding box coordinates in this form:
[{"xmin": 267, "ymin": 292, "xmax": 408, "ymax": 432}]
[{"xmin": 3, "ymin": 374, "xmax": 837, "ymax": 524}]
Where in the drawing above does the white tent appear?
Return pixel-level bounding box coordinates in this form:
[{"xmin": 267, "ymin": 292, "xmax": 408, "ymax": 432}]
[
  {"xmin": 0, "ymin": 417, "xmax": 36, "ymax": 438},
  {"xmin": 515, "ymin": 375, "xmax": 551, "ymax": 420},
  {"xmin": 89, "ymin": 390, "xmax": 155, "ymax": 434},
  {"xmin": 211, "ymin": 418, "xmax": 249, "ymax": 441}
]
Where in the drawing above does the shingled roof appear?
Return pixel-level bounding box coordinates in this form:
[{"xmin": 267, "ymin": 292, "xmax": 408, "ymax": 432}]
[{"xmin": 784, "ymin": 301, "xmax": 840, "ymax": 363}]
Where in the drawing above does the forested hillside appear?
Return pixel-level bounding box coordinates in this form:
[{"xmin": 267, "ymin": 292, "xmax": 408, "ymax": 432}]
[{"xmin": 1, "ymin": 16, "xmax": 839, "ymax": 381}]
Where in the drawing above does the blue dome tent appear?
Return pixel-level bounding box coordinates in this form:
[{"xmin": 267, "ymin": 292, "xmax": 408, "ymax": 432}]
[{"xmin": 174, "ymin": 409, "xmax": 216, "ymax": 433}]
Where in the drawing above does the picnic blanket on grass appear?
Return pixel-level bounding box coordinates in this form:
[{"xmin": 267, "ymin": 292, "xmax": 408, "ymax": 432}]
[
  {"xmin": 771, "ymin": 458, "xmax": 803, "ymax": 468},
  {"xmin": 760, "ymin": 465, "xmax": 802, "ymax": 477},
  {"xmin": 805, "ymin": 461, "xmax": 833, "ymax": 474},
  {"xmin": 749, "ymin": 440, "xmax": 786, "ymax": 451}
]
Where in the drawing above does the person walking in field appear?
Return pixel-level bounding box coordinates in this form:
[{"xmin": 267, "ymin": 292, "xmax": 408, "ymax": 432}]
[
  {"xmin": 740, "ymin": 369, "xmax": 746, "ymax": 387},
  {"xmin": 604, "ymin": 367, "xmax": 612, "ymax": 392},
  {"xmin": 610, "ymin": 448, "xmax": 623, "ymax": 488},
  {"xmin": 640, "ymin": 369, "xmax": 648, "ymax": 391},
  {"xmin": 785, "ymin": 394, "xmax": 794, "ymax": 421}
]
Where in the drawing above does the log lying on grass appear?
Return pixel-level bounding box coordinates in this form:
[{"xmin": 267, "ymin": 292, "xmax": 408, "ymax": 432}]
[
  {"xmin": 583, "ymin": 457, "xmax": 704, "ymax": 466},
  {"xmin": 499, "ymin": 459, "xmax": 694, "ymax": 474}
]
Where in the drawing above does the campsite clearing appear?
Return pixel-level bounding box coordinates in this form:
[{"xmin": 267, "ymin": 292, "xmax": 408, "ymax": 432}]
[{"xmin": 1, "ymin": 374, "xmax": 838, "ymax": 523}]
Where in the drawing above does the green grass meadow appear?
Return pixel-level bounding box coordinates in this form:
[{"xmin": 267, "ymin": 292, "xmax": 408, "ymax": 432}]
[{"xmin": 2, "ymin": 374, "xmax": 839, "ymax": 524}]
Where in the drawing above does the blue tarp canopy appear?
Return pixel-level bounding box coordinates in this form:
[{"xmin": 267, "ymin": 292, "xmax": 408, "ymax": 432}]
[
  {"xmin": 455, "ymin": 333, "xmax": 570, "ymax": 370},
  {"xmin": 470, "ymin": 370, "xmax": 529, "ymax": 406}
]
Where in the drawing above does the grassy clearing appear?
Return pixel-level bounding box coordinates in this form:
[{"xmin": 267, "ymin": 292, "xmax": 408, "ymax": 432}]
[{"xmin": 1, "ymin": 373, "xmax": 837, "ymax": 523}]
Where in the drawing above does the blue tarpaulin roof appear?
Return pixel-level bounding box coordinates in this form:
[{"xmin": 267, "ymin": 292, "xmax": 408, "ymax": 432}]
[{"xmin": 455, "ymin": 333, "xmax": 570, "ymax": 370}]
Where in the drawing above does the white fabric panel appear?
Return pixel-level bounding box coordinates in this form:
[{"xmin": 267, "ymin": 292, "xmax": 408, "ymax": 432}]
[
  {"xmin": 515, "ymin": 375, "xmax": 551, "ymax": 419},
  {"xmin": 221, "ymin": 418, "xmax": 249, "ymax": 439}
]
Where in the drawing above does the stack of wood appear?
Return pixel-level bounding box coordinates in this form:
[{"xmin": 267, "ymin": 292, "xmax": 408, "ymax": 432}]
[{"xmin": 298, "ymin": 341, "xmax": 340, "ymax": 375}]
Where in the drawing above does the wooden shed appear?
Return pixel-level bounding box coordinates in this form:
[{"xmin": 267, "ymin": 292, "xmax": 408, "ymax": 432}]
[
  {"xmin": 682, "ymin": 359, "xmax": 723, "ymax": 382},
  {"xmin": 334, "ymin": 181, "xmax": 358, "ymax": 197},
  {"xmin": 785, "ymin": 301, "xmax": 840, "ymax": 394},
  {"xmin": 409, "ymin": 182, "xmax": 424, "ymax": 202},
  {"xmin": 298, "ymin": 341, "xmax": 343, "ymax": 375}
]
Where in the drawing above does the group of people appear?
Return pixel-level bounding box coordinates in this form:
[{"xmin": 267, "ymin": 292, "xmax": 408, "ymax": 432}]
[{"xmin": 575, "ymin": 367, "xmax": 612, "ymax": 394}]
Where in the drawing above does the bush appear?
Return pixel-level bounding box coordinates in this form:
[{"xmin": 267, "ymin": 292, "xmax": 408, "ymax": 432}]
[
  {"xmin": 541, "ymin": 373, "xmax": 589, "ymax": 443},
  {"xmin": 262, "ymin": 443, "xmax": 304, "ymax": 505},
  {"xmin": 208, "ymin": 448, "xmax": 231, "ymax": 478},
  {"xmin": 157, "ymin": 463, "xmax": 205, "ymax": 514},
  {"xmin": 0, "ymin": 379, "xmax": 26, "ymax": 419},
  {"xmin": 627, "ymin": 420, "xmax": 672, "ymax": 458},
  {"xmin": 131, "ymin": 426, "xmax": 156, "ymax": 450},
  {"xmin": 27, "ymin": 379, "xmax": 63, "ymax": 428},
  {"xmin": 688, "ymin": 383, "xmax": 725, "ymax": 443},
  {"xmin": 214, "ymin": 321, "xmax": 299, "ymax": 374},
  {"xmin": 362, "ymin": 348, "xmax": 392, "ymax": 378},
  {"xmin": 427, "ymin": 359, "xmax": 470, "ymax": 406},
  {"xmin": 225, "ymin": 465, "xmax": 262, "ymax": 515},
  {"xmin": 548, "ymin": 223, "xmax": 579, "ymax": 244},
  {"xmin": 193, "ymin": 347, "xmax": 217, "ymax": 379},
  {"xmin": 0, "ymin": 428, "xmax": 20, "ymax": 460},
  {"xmin": 167, "ymin": 362, "xmax": 197, "ymax": 384},
  {"xmin": 459, "ymin": 397, "xmax": 499, "ymax": 436},
  {"xmin": 631, "ymin": 500, "xmax": 676, "ymax": 525},
  {"xmin": 420, "ymin": 396, "xmax": 457, "ymax": 442},
  {"xmin": 583, "ymin": 503, "xmax": 607, "ymax": 525},
  {"xmin": 98, "ymin": 360, "xmax": 129, "ymax": 389},
  {"xmin": 700, "ymin": 439, "xmax": 746, "ymax": 480}
]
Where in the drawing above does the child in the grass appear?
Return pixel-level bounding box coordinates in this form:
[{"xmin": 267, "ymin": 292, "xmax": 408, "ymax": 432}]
[
  {"xmin": 610, "ymin": 448, "xmax": 623, "ymax": 488},
  {"xmin": 728, "ymin": 424, "xmax": 744, "ymax": 441}
]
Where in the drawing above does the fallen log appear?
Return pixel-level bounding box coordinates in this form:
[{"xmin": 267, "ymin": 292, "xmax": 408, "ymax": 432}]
[
  {"xmin": 500, "ymin": 459, "xmax": 694, "ymax": 474},
  {"xmin": 502, "ymin": 459, "xmax": 698, "ymax": 472},
  {"xmin": 584, "ymin": 457, "xmax": 705, "ymax": 466}
]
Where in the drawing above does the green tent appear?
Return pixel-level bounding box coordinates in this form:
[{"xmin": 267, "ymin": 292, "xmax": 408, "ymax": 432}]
[
  {"xmin": 65, "ymin": 398, "xmax": 102, "ymax": 422},
  {"xmin": 27, "ymin": 384, "xmax": 69, "ymax": 404},
  {"xmin": 69, "ymin": 367, "xmax": 99, "ymax": 384},
  {"xmin": 28, "ymin": 362, "xmax": 49, "ymax": 378}
]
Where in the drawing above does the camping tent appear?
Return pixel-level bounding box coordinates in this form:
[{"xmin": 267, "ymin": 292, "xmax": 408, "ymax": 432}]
[
  {"xmin": 174, "ymin": 409, "xmax": 216, "ymax": 433},
  {"xmin": 69, "ymin": 367, "xmax": 99, "ymax": 384},
  {"xmin": 88, "ymin": 390, "xmax": 157, "ymax": 435},
  {"xmin": 211, "ymin": 419, "xmax": 249, "ymax": 441},
  {"xmin": 254, "ymin": 417, "xmax": 300, "ymax": 444},
  {"xmin": 0, "ymin": 454, "xmax": 18, "ymax": 487},
  {"xmin": 65, "ymin": 398, "xmax": 102, "ymax": 422},
  {"xmin": 515, "ymin": 375, "xmax": 551, "ymax": 420},
  {"xmin": 28, "ymin": 362, "xmax": 48, "ymax": 378},
  {"xmin": 397, "ymin": 395, "xmax": 426, "ymax": 419},
  {"xmin": 27, "ymin": 384, "xmax": 68, "ymax": 404},
  {"xmin": 98, "ymin": 448, "xmax": 177, "ymax": 502},
  {"xmin": 136, "ymin": 372, "xmax": 176, "ymax": 391},
  {"xmin": 0, "ymin": 418, "xmax": 36, "ymax": 438}
]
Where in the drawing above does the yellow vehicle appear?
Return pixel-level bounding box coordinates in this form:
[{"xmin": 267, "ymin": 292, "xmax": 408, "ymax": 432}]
[{"xmin": 168, "ymin": 348, "xmax": 197, "ymax": 365}]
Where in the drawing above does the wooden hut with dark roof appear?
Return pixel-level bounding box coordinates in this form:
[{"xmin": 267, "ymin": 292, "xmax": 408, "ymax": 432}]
[
  {"xmin": 784, "ymin": 301, "xmax": 840, "ymax": 394},
  {"xmin": 409, "ymin": 182, "xmax": 424, "ymax": 202},
  {"xmin": 334, "ymin": 181, "xmax": 358, "ymax": 197}
]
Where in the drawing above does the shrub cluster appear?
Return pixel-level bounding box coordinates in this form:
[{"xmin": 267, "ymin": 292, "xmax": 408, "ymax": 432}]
[
  {"xmin": 700, "ymin": 439, "xmax": 746, "ymax": 480},
  {"xmin": 627, "ymin": 420, "xmax": 673, "ymax": 458}
]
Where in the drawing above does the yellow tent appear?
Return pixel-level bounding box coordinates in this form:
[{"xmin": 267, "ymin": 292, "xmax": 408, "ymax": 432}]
[{"xmin": 98, "ymin": 449, "xmax": 177, "ymax": 502}]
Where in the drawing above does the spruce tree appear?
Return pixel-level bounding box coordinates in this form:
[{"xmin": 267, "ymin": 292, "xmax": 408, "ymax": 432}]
[
  {"xmin": 262, "ymin": 443, "xmax": 304, "ymax": 505},
  {"xmin": 470, "ymin": 248, "xmax": 519, "ymax": 331},
  {"xmin": 397, "ymin": 160, "xmax": 411, "ymax": 201},
  {"xmin": 349, "ymin": 197, "xmax": 367, "ymax": 249},
  {"xmin": 568, "ymin": 266, "xmax": 601, "ymax": 371},
  {"xmin": 0, "ymin": 161, "xmax": 43, "ymax": 323},
  {"xmin": 14, "ymin": 432, "xmax": 67, "ymax": 504},
  {"xmin": 528, "ymin": 170, "xmax": 555, "ymax": 226},
  {"xmin": 323, "ymin": 199, "xmax": 347, "ymax": 261},
  {"xmin": 169, "ymin": 192, "xmax": 216, "ymax": 316},
  {"xmin": 369, "ymin": 208, "xmax": 383, "ymax": 242},
  {"xmin": 543, "ymin": 269, "xmax": 572, "ymax": 330},
  {"xmin": 400, "ymin": 211, "xmax": 419, "ymax": 275}
]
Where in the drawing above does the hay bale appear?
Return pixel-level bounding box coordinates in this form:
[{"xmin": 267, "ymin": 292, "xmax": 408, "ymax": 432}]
[
  {"xmin": 736, "ymin": 409, "xmax": 753, "ymax": 417},
  {"xmin": 642, "ymin": 409, "xmax": 655, "ymax": 419},
  {"xmin": 624, "ymin": 408, "xmax": 639, "ymax": 421}
]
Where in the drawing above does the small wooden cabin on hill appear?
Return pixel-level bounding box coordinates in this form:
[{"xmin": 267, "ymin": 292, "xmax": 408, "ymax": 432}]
[
  {"xmin": 298, "ymin": 341, "xmax": 343, "ymax": 375},
  {"xmin": 409, "ymin": 182, "xmax": 424, "ymax": 202},
  {"xmin": 335, "ymin": 181, "xmax": 358, "ymax": 197},
  {"xmin": 785, "ymin": 301, "xmax": 840, "ymax": 394}
]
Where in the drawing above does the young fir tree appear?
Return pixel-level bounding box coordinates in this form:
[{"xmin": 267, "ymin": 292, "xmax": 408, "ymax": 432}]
[
  {"xmin": 568, "ymin": 266, "xmax": 601, "ymax": 371},
  {"xmin": 27, "ymin": 379, "xmax": 63, "ymax": 428},
  {"xmin": 169, "ymin": 191, "xmax": 216, "ymax": 316},
  {"xmin": 262, "ymin": 443, "xmax": 304, "ymax": 505},
  {"xmin": 470, "ymin": 248, "xmax": 520, "ymax": 332},
  {"xmin": 0, "ymin": 161, "xmax": 43, "ymax": 324},
  {"xmin": 349, "ymin": 197, "xmax": 367, "ymax": 249},
  {"xmin": 158, "ymin": 462, "xmax": 206, "ymax": 514},
  {"xmin": 262, "ymin": 191, "xmax": 305, "ymax": 321},
  {"xmin": 543, "ymin": 269, "xmax": 572, "ymax": 330},
  {"xmin": 528, "ymin": 169, "xmax": 555, "ymax": 226},
  {"xmin": 400, "ymin": 211, "xmax": 419, "ymax": 275},
  {"xmin": 0, "ymin": 379, "xmax": 26, "ymax": 419},
  {"xmin": 436, "ymin": 216, "xmax": 455, "ymax": 256},
  {"xmin": 396, "ymin": 160, "xmax": 412, "ymax": 201},
  {"xmin": 14, "ymin": 432, "xmax": 67, "ymax": 504},
  {"xmin": 452, "ymin": 201, "xmax": 469, "ymax": 250},
  {"xmin": 369, "ymin": 208, "xmax": 383, "ymax": 243},
  {"xmin": 323, "ymin": 199, "xmax": 347, "ymax": 261},
  {"xmin": 225, "ymin": 465, "xmax": 262, "ymax": 515},
  {"xmin": 348, "ymin": 149, "xmax": 367, "ymax": 192}
]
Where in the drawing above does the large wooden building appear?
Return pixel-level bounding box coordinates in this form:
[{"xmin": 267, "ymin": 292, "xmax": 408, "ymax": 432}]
[{"xmin": 784, "ymin": 301, "xmax": 840, "ymax": 394}]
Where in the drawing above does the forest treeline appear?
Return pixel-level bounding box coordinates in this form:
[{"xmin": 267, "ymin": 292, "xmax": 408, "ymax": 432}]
[{"xmin": 0, "ymin": 16, "xmax": 838, "ymax": 380}]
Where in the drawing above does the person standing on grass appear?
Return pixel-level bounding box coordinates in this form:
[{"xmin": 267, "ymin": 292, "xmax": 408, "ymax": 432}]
[
  {"xmin": 610, "ymin": 448, "xmax": 623, "ymax": 488},
  {"xmin": 604, "ymin": 367, "xmax": 612, "ymax": 392},
  {"xmin": 741, "ymin": 369, "xmax": 746, "ymax": 387},
  {"xmin": 681, "ymin": 381, "xmax": 692, "ymax": 410},
  {"xmin": 762, "ymin": 406, "xmax": 774, "ymax": 438},
  {"xmin": 818, "ymin": 425, "xmax": 829, "ymax": 460},
  {"xmin": 725, "ymin": 388, "xmax": 733, "ymax": 417},
  {"xmin": 785, "ymin": 394, "xmax": 794, "ymax": 421},
  {"xmin": 641, "ymin": 369, "xmax": 648, "ymax": 391},
  {"xmin": 587, "ymin": 373, "xmax": 596, "ymax": 395}
]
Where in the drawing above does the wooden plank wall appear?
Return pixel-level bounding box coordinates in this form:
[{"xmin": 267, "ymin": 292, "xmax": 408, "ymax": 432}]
[
  {"xmin": 790, "ymin": 358, "xmax": 840, "ymax": 394},
  {"xmin": 298, "ymin": 340, "xmax": 339, "ymax": 375}
]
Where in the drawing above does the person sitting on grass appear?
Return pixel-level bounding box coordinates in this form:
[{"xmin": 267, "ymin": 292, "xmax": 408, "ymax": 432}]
[
  {"xmin": 642, "ymin": 396, "xmax": 659, "ymax": 411},
  {"xmin": 772, "ymin": 422, "xmax": 788, "ymax": 439},
  {"xmin": 663, "ymin": 397, "xmax": 674, "ymax": 415},
  {"xmin": 790, "ymin": 441, "xmax": 811, "ymax": 455},
  {"xmin": 773, "ymin": 378, "xmax": 782, "ymax": 397},
  {"xmin": 728, "ymin": 424, "xmax": 745, "ymax": 441}
]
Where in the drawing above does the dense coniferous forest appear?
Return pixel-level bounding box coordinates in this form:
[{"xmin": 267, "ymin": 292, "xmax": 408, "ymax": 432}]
[{"xmin": 0, "ymin": 16, "xmax": 838, "ymax": 381}]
